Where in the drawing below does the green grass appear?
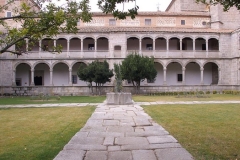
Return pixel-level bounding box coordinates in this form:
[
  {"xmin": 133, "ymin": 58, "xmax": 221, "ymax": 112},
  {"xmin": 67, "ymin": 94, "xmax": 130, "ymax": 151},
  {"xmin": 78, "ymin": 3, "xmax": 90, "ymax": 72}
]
[
  {"xmin": 133, "ymin": 94, "xmax": 240, "ymax": 102},
  {"xmin": 144, "ymin": 104, "xmax": 240, "ymax": 160},
  {"xmin": 0, "ymin": 96, "xmax": 106, "ymax": 105},
  {"xmin": 0, "ymin": 107, "xmax": 95, "ymax": 160}
]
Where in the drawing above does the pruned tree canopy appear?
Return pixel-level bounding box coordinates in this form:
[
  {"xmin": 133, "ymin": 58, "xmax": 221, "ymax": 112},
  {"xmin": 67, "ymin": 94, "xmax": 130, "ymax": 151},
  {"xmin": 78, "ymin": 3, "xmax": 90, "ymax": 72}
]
[{"xmin": 120, "ymin": 53, "xmax": 157, "ymax": 93}]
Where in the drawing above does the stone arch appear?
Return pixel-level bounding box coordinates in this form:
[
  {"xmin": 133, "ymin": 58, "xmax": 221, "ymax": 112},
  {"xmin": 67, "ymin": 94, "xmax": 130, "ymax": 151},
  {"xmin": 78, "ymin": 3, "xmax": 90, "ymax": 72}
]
[
  {"xmin": 14, "ymin": 61, "xmax": 32, "ymax": 70},
  {"xmin": 141, "ymin": 35, "xmax": 154, "ymax": 40},
  {"xmin": 202, "ymin": 60, "xmax": 220, "ymax": 68},
  {"xmin": 96, "ymin": 35, "xmax": 109, "ymax": 40},
  {"xmin": 127, "ymin": 36, "xmax": 140, "ymax": 51},
  {"xmin": 166, "ymin": 60, "xmax": 183, "ymax": 68},
  {"xmin": 69, "ymin": 36, "xmax": 81, "ymax": 40},
  {"xmin": 70, "ymin": 60, "xmax": 89, "ymax": 68},
  {"xmin": 82, "ymin": 36, "xmax": 95, "ymax": 40},
  {"xmin": 33, "ymin": 61, "xmax": 51, "ymax": 69},
  {"xmin": 183, "ymin": 60, "xmax": 202, "ymax": 68},
  {"xmin": 126, "ymin": 35, "xmax": 140, "ymax": 39},
  {"xmin": 185, "ymin": 61, "xmax": 201, "ymax": 85},
  {"xmin": 155, "ymin": 35, "xmax": 168, "ymax": 40},
  {"xmin": 52, "ymin": 60, "xmax": 70, "ymax": 69},
  {"xmin": 203, "ymin": 61, "xmax": 219, "ymax": 85}
]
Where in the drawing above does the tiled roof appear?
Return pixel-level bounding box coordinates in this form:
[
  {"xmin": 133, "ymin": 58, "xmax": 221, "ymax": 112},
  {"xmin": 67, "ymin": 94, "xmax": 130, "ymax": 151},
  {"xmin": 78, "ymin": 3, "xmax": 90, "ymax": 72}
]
[
  {"xmin": 77, "ymin": 27, "xmax": 232, "ymax": 33},
  {"xmin": 91, "ymin": 11, "xmax": 210, "ymax": 17}
]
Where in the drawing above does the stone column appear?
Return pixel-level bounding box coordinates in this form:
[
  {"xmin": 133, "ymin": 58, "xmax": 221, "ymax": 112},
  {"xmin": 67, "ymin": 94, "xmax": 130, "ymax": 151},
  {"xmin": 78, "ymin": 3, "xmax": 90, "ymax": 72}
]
[
  {"xmin": 182, "ymin": 67, "xmax": 185, "ymax": 85},
  {"xmin": 12, "ymin": 69, "xmax": 16, "ymax": 86},
  {"xmin": 193, "ymin": 39, "xmax": 195, "ymax": 51},
  {"xmin": 94, "ymin": 39, "xmax": 97, "ymax": 58},
  {"xmin": 30, "ymin": 69, "xmax": 35, "ymax": 86},
  {"xmin": 81, "ymin": 39, "xmax": 83, "ymax": 58},
  {"xmin": 153, "ymin": 39, "xmax": 155, "ymax": 57},
  {"xmin": 69, "ymin": 68, "xmax": 72, "ymax": 86},
  {"xmin": 180, "ymin": 39, "xmax": 182, "ymax": 51},
  {"xmin": 218, "ymin": 68, "xmax": 221, "ymax": 85},
  {"xmin": 166, "ymin": 39, "xmax": 169, "ymax": 51},
  {"xmin": 50, "ymin": 68, "xmax": 53, "ymax": 86},
  {"xmin": 206, "ymin": 39, "xmax": 208, "ymax": 51},
  {"xmin": 200, "ymin": 67, "xmax": 204, "ymax": 85},
  {"xmin": 54, "ymin": 39, "xmax": 56, "ymax": 50},
  {"xmin": 67, "ymin": 39, "xmax": 70, "ymax": 56},
  {"xmin": 163, "ymin": 67, "xmax": 167, "ymax": 85}
]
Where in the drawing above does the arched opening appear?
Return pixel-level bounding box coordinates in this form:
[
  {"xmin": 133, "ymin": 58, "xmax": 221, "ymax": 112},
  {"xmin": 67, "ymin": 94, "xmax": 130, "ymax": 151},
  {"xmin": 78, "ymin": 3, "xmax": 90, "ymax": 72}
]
[
  {"xmin": 182, "ymin": 37, "xmax": 193, "ymax": 50},
  {"xmin": 155, "ymin": 37, "xmax": 166, "ymax": 50},
  {"xmin": 142, "ymin": 37, "xmax": 153, "ymax": 50},
  {"xmin": 16, "ymin": 63, "xmax": 31, "ymax": 86},
  {"xmin": 15, "ymin": 40, "xmax": 26, "ymax": 53},
  {"xmin": 34, "ymin": 63, "xmax": 50, "ymax": 86},
  {"xmin": 166, "ymin": 62, "xmax": 182, "ymax": 85},
  {"xmin": 169, "ymin": 37, "xmax": 180, "ymax": 50},
  {"xmin": 72, "ymin": 62, "xmax": 87, "ymax": 86},
  {"xmin": 69, "ymin": 38, "xmax": 81, "ymax": 51},
  {"xmin": 56, "ymin": 38, "xmax": 67, "ymax": 51},
  {"xmin": 185, "ymin": 62, "xmax": 201, "ymax": 85},
  {"xmin": 203, "ymin": 62, "xmax": 219, "ymax": 85},
  {"xmin": 208, "ymin": 38, "xmax": 219, "ymax": 51},
  {"xmin": 52, "ymin": 63, "xmax": 69, "ymax": 86},
  {"xmin": 147, "ymin": 62, "xmax": 163, "ymax": 85},
  {"xmin": 127, "ymin": 37, "xmax": 139, "ymax": 51},
  {"xmin": 41, "ymin": 38, "xmax": 54, "ymax": 51},
  {"xmin": 83, "ymin": 37, "xmax": 94, "ymax": 51},
  {"xmin": 195, "ymin": 38, "xmax": 206, "ymax": 51},
  {"xmin": 97, "ymin": 37, "xmax": 108, "ymax": 51}
]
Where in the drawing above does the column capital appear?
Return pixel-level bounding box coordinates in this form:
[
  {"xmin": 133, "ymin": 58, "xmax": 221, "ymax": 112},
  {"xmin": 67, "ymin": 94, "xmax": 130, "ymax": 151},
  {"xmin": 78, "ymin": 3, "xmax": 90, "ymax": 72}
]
[
  {"xmin": 182, "ymin": 67, "xmax": 186, "ymax": 71},
  {"xmin": 69, "ymin": 68, "xmax": 72, "ymax": 72},
  {"xmin": 163, "ymin": 67, "xmax": 167, "ymax": 71},
  {"xmin": 200, "ymin": 67, "xmax": 204, "ymax": 71},
  {"xmin": 31, "ymin": 69, "xmax": 34, "ymax": 72}
]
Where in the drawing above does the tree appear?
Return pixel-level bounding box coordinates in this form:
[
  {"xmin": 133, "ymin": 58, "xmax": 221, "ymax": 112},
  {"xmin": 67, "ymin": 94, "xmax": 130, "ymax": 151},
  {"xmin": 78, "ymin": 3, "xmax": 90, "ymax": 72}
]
[
  {"xmin": 77, "ymin": 60, "xmax": 113, "ymax": 95},
  {"xmin": 120, "ymin": 53, "xmax": 157, "ymax": 93},
  {"xmin": 0, "ymin": 0, "xmax": 138, "ymax": 55},
  {"xmin": 196, "ymin": 0, "xmax": 240, "ymax": 11}
]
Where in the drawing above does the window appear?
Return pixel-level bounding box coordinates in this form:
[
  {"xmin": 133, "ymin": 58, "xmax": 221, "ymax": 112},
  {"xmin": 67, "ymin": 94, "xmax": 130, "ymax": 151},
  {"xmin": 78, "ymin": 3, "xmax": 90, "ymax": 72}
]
[
  {"xmin": 114, "ymin": 45, "xmax": 121, "ymax": 50},
  {"xmin": 147, "ymin": 78, "xmax": 156, "ymax": 83},
  {"xmin": 6, "ymin": 11, "xmax": 11, "ymax": 17},
  {"xmin": 181, "ymin": 20, "xmax": 185, "ymax": 25},
  {"xmin": 72, "ymin": 75, "xmax": 77, "ymax": 84},
  {"xmin": 88, "ymin": 44, "xmax": 94, "ymax": 50},
  {"xmin": 146, "ymin": 44, "xmax": 153, "ymax": 50},
  {"xmin": 177, "ymin": 74, "xmax": 182, "ymax": 82},
  {"xmin": 109, "ymin": 19, "xmax": 116, "ymax": 26},
  {"xmin": 145, "ymin": 19, "xmax": 151, "ymax": 26},
  {"xmin": 202, "ymin": 21, "xmax": 207, "ymax": 25}
]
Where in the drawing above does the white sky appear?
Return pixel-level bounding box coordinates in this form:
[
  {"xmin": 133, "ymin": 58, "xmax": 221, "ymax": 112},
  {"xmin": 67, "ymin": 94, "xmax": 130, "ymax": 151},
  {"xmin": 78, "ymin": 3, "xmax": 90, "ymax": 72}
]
[{"xmin": 89, "ymin": 0, "xmax": 172, "ymax": 12}]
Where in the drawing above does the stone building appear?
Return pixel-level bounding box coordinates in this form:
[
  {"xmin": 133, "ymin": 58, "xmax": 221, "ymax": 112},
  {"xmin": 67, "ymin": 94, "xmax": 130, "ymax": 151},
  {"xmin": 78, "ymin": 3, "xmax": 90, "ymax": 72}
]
[{"xmin": 0, "ymin": 0, "xmax": 240, "ymax": 95}]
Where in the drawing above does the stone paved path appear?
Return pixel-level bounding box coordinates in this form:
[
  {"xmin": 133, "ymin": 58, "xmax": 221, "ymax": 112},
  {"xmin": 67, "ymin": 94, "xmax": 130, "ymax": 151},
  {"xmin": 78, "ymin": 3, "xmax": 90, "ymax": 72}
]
[{"xmin": 54, "ymin": 103, "xmax": 194, "ymax": 160}]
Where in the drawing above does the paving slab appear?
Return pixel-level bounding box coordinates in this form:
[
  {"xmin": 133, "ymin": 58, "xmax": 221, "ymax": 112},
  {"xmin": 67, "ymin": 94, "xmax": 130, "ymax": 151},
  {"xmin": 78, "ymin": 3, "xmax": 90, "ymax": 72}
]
[{"xmin": 53, "ymin": 102, "xmax": 194, "ymax": 160}]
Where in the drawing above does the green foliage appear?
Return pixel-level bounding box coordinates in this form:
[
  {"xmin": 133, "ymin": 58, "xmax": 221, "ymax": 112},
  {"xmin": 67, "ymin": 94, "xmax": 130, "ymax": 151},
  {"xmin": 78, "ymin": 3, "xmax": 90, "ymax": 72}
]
[
  {"xmin": 0, "ymin": 0, "xmax": 138, "ymax": 55},
  {"xmin": 120, "ymin": 52, "xmax": 157, "ymax": 93},
  {"xmin": 77, "ymin": 60, "xmax": 113, "ymax": 94}
]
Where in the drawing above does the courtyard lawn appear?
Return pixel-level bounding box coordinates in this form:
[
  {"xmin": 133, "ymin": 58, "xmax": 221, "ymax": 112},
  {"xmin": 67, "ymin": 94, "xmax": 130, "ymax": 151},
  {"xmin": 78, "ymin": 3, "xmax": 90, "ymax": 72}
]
[
  {"xmin": 0, "ymin": 96, "xmax": 106, "ymax": 105},
  {"xmin": 132, "ymin": 94, "xmax": 240, "ymax": 102},
  {"xmin": 0, "ymin": 106, "xmax": 95, "ymax": 160},
  {"xmin": 143, "ymin": 104, "xmax": 240, "ymax": 160}
]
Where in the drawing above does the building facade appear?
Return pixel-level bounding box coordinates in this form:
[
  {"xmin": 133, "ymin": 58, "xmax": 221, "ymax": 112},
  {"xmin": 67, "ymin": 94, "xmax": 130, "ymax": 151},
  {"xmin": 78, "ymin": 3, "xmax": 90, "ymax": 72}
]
[{"xmin": 0, "ymin": 0, "xmax": 240, "ymax": 95}]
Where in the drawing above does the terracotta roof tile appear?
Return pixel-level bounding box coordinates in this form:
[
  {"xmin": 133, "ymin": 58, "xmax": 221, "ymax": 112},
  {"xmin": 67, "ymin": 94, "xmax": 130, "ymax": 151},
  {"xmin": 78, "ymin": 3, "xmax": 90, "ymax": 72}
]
[{"xmin": 77, "ymin": 27, "xmax": 232, "ymax": 33}]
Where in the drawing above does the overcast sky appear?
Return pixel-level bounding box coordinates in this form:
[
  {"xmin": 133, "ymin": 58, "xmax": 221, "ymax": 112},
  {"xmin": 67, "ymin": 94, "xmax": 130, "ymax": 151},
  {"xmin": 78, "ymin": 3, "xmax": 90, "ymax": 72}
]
[{"xmin": 89, "ymin": 0, "xmax": 172, "ymax": 12}]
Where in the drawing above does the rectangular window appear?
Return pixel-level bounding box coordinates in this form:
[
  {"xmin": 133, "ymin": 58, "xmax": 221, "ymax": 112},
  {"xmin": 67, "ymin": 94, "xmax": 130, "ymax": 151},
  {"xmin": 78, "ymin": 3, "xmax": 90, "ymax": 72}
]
[
  {"xmin": 177, "ymin": 74, "xmax": 183, "ymax": 82},
  {"xmin": 145, "ymin": 19, "xmax": 151, "ymax": 26},
  {"xmin": 88, "ymin": 44, "xmax": 94, "ymax": 50},
  {"xmin": 109, "ymin": 19, "xmax": 116, "ymax": 26},
  {"xmin": 146, "ymin": 44, "xmax": 153, "ymax": 50},
  {"xmin": 6, "ymin": 11, "xmax": 11, "ymax": 17},
  {"xmin": 181, "ymin": 20, "xmax": 185, "ymax": 25},
  {"xmin": 72, "ymin": 75, "xmax": 77, "ymax": 84}
]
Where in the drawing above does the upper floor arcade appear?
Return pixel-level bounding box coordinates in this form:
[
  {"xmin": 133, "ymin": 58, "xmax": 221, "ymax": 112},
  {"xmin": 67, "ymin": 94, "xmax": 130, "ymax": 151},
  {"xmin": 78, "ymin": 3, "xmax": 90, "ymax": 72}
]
[{"xmin": 0, "ymin": 33, "xmax": 224, "ymax": 59}]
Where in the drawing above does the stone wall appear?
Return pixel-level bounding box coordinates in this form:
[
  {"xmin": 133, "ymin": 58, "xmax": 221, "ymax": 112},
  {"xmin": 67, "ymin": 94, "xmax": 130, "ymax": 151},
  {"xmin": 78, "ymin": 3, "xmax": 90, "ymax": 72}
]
[{"xmin": 0, "ymin": 60, "xmax": 13, "ymax": 86}]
